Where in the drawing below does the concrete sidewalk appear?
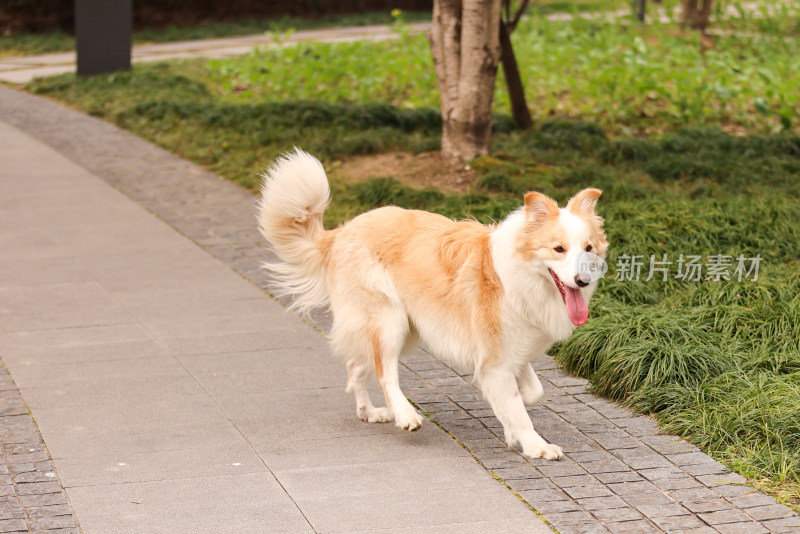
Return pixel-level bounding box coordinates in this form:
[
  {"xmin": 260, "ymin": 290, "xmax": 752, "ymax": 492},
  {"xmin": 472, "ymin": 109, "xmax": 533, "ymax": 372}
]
[
  {"xmin": 0, "ymin": 107, "xmax": 548, "ymax": 531},
  {"xmin": 1, "ymin": 84, "xmax": 798, "ymax": 534}
]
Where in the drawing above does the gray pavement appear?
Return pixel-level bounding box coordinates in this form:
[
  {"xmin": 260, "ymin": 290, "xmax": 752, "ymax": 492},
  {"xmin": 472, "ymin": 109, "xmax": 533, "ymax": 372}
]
[{"xmin": 1, "ymin": 82, "xmax": 799, "ymax": 534}]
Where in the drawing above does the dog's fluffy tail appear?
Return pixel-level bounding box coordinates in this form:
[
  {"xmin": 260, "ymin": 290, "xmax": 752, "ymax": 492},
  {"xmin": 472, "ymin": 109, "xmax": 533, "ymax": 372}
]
[{"xmin": 257, "ymin": 148, "xmax": 331, "ymax": 313}]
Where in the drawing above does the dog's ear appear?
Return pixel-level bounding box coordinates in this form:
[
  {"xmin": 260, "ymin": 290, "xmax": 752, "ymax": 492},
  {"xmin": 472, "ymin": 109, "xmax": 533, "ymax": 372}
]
[
  {"xmin": 524, "ymin": 192, "xmax": 560, "ymax": 224},
  {"xmin": 566, "ymin": 188, "xmax": 602, "ymax": 215}
]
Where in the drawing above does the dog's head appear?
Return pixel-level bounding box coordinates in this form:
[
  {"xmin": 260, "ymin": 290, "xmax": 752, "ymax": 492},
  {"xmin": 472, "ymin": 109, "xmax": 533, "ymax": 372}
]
[{"xmin": 514, "ymin": 188, "xmax": 608, "ymax": 326}]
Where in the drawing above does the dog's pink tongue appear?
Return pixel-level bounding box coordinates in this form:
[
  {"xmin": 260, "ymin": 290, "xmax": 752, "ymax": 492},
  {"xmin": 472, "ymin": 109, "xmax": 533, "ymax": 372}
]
[{"xmin": 564, "ymin": 286, "xmax": 589, "ymax": 326}]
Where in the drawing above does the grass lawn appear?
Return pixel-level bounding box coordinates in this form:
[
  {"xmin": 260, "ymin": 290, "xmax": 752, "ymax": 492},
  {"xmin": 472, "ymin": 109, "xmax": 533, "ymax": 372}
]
[{"xmin": 21, "ymin": 2, "xmax": 800, "ymax": 510}]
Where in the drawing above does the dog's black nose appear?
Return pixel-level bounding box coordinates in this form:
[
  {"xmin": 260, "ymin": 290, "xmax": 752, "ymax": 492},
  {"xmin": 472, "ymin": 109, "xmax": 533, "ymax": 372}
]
[{"xmin": 574, "ymin": 274, "xmax": 590, "ymax": 288}]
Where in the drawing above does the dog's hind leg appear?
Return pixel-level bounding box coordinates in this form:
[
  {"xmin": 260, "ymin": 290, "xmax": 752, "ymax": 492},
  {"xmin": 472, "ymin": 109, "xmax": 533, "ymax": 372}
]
[
  {"xmin": 517, "ymin": 363, "xmax": 544, "ymax": 406},
  {"xmin": 371, "ymin": 312, "xmax": 424, "ymax": 432},
  {"xmin": 345, "ymin": 358, "xmax": 392, "ymax": 423}
]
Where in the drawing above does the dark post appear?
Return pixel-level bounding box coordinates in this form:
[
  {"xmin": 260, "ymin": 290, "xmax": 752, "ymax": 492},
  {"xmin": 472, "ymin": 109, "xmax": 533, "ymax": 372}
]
[
  {"xmin": 75, "ymin": 0, "xmax": 132, "ymax": 76},
  {"xmin": 634, "ymin": 0, "xmax": 647, "ymax": 22}
]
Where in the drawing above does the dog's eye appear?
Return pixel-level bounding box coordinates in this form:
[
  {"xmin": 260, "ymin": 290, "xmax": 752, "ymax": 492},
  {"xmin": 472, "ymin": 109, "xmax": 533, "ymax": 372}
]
[
  {"xmin": 554, "ymin": 246, "xmax": 565, "ymax": 253},
  {"xmin": 585, "ymin": 245, "xmax": 592, "ymax": 252}
]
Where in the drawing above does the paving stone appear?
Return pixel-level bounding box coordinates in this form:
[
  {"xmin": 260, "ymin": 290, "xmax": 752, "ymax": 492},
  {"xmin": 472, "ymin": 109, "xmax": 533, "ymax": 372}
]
[
  {"xmin": 562, "ymin": 385, "xmax": 590, "ymax": 395},
  {"xmin": 698, "ymin": 509, "xmax": 754, "ymax": 525},
  {"xmin": 666, "ymin": 451, "xmax": 716, "ymax": 466},
  {"xmin": 744, "ymin": 504, "xmax": 795, "ymax": 521},
  {"xmin": 635, "ymin": 502, "xmax": 691, "ymax": 519},
  {"xmin": 546, "ymin": 510, "xmax": 596, "ymax": 525},
  {"xmin": 607, "ymin": 480, "xmax": 660, "ymax": 497},
  {"xmin": 548, "ymin": 376, "xmax": 589, "ymax": 388},
  {"xmin": 577, "ymin": 495, "xmax": 628, "ymax": 511},
  {"xmin": 639, "ymin": 435, "xmax": 699, "ymax": 455},
  {"xmin": 682, "ymin": 499, "xmax": 732, "ymax": 513},
  {"xmin": 0, "ymin": 517, "xmax": 27, "ymax": 532},
  {"xmin": 581, "ymin": 459, "xmax": 632, "ymax": 475},
  {"xmin": 25, "ymin": 504, "xmax": 74, "ymax": 519},
  {"xmin": 585, "ymin": 401, "xmax": 634, "ymax": 420},
  {"xmin": 760, "ymin": 516, "xmax": 800, "ymax": 533},
  {"xmin": 696, "ymin": 473, "xmax": 740, "ymax": 487},
  {"xmin": 668, "ymin": 486, "xmax": 726, "ymax": 504},
  {"xmin": 713, "ymin": 483, "xmax": 757, "ymax": 498},
  {"xmin": 591, "ymin": 507, "xmax": 644, "ymax": 523},
  {"xmin": 621, "ymin": 454, "xmax": 674, "ymax": 470},
  {"xmin": 504, "ymin": 478, "xmax": 555, "ymax": 492},
  {"xmin": 29, "ymin": 515, "xmax": 77, "ymax": 530},
  {"xmin": 492, "ymin": 467, "xmax": 538, "ymax": 480},
  {"xmin": 16, "ymin": 481, "xmax": 62, "ymax": 496},
  {"xmin": 556, "ymin": 522, "xmax": 610, "ymax": 534},
  {"xmin": 609, "ymin": 446, "xmax": 655, "ymax": 460},
  {"xmin": 682, "ymin": 460, "xmax": 732, "ymax": 477},
  {"xmin": 19, "ymin": 493, "xmax": 66, "ymax": 508},
  {"xmin": 568, "ymin": 450, "xmax": 618, "ymax": 463},
  {"xmin": 638, "ymin": 466, "xmax": 687, "ymax": 481},
  {"xmin": 31, "ymin": 527, "xmax": 80, "ymax": 534},
  {"xmin": 537, "ymin": 461, "xmax": 587, "ymax": 478},
  {"xmin": 14, "ymin": 474, "xmax": 53, "ymax": 484},
  {"xmin": 605, "ymin": 519, "xmax": 660, "ymax": 533},
  {"xmin": 727, "ymin": 492, "xmax": 780, "ymax": 509},
  {"xmin": 588, "ymin": 435, "xmax": 643, "ymax": 451},
  {"xmin": 713, "ymin": 521, "xmax": 769, "ymax": 534},
  {"xmin": 519, "ymin": 488, "xmax": 570, "ymax": 504},
  {"xmin": 564, "ymin": 485, "xmax": 613, "ymax": 500},
  {"xmin": 612, "ymin": 416, "xmax": 660, "ymax": 436},
  {"xmin": 532, "ymin": 498, "xmax": 583, "ymax": 514},
  {"xmin": 550, "ymin": 474, "xmax": 599, "ymax": 488},
  {"xmin": 0, "ymin": 506, "xmax": 23, "ymax": 522},
  {"xmin": 650, "ymin": 512, "xmax": 708, "ymax": 530},
  {"xmin": 481, "ymin": 455, "xmax": 529, "ymax": 470},
  {"xmin": 651, "ymin": 476, "xmax": 702, "ymax": 490},
  {"xmin": 623, "ymin": 493, "xmax": 675, "ymax": 508},
  {"xmin": 595, "ymin": 472, "xmax": 644, "ymax": 484}
]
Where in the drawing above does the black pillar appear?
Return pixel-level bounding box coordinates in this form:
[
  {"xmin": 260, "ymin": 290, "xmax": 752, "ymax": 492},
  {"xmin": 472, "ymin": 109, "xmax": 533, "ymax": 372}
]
[{"xmin": 75, "ymin": 0, "xmax": 132, "ymax": 77}]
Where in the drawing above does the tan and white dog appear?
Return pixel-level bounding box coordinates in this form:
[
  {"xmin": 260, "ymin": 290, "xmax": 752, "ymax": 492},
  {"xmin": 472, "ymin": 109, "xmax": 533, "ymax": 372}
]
[{"xmin": 258, "ymin": 149, "xmax": 607, "ymax": 460}]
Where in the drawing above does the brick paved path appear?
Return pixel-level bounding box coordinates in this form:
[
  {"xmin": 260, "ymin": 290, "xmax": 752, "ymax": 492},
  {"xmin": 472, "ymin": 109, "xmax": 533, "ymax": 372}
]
[{"xmin": 1, "ymin": 85, "xmax": 798, "ymax": 533}]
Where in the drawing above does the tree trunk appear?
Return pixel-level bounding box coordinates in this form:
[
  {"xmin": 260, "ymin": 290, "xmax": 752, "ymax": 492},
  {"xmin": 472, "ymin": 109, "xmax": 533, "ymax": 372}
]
[
  {"xmin": 499, "ymin": 20, "xmax": 532, "ymax": 129},
  {"xmin": 681, "ymin": 0, "xmax": 713, "ymax": 32},
  {"xmin": 428, "ymin": 0, "xmax": 502, "ymax": 162}
]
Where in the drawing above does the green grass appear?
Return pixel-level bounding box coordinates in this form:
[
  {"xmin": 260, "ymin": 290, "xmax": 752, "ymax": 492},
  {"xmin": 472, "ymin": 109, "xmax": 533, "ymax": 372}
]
[
  {"xmin": 23, "ymin": 8, "xmax": 800, "ymax": 510},
  {"xmin": 204, "ymin": 8, "xmax": 799, "ymax": 135}
]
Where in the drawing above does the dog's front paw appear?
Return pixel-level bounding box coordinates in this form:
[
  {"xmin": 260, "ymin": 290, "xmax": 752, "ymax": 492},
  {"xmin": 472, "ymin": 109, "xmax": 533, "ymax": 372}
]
[
  {"xmin": 396, "ymin": 410, "xmax": 424, "ymax": 432},
  {"xmin": 523, "ymin": 443, "xmax": 563, "ymax": 460}
]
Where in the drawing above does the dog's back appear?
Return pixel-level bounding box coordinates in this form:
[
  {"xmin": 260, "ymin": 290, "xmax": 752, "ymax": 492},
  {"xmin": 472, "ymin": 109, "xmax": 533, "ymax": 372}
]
[{"xmin": 323, "ymin": 206, "xmax": 504, "ymax": 370}]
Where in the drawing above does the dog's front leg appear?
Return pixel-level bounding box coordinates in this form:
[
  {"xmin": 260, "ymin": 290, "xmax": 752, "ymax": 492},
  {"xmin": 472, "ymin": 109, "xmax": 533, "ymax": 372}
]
[{"xmin": 480, "ymin": 364, "xmax": 563, "ymax": 460}]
